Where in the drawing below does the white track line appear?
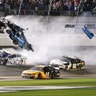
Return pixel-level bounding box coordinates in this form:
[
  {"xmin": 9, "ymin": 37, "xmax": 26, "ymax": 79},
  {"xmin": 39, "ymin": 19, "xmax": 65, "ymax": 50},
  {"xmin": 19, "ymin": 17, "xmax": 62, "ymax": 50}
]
[{"xmin": 0, "ymin": 86, "xmax": 93, "ymax": 92}]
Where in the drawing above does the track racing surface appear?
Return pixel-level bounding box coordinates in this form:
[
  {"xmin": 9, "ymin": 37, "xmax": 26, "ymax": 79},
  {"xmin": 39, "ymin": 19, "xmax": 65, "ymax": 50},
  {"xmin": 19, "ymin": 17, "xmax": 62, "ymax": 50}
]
[{"xmin": 0, "ymin": 64, "xmax": 96, "ymax": 80}]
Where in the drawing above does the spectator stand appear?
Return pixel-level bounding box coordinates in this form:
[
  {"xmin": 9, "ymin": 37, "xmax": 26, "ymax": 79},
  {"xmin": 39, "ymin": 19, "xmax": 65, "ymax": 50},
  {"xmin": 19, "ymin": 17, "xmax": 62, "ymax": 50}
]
[
  {"xmin": 3, "ymin": 0, "xmax": 82, "ymax": 16},
  {"xmin": 4, "ymin": 3, "xmax": 11, "ymax": 16},
  {"xmin": 0, "ymin": 1, "xmax": 3, "ymax": 11}
]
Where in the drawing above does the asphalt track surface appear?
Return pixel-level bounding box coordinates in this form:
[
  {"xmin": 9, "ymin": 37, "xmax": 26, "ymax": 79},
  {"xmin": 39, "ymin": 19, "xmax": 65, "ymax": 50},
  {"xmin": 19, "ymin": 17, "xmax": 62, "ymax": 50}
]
[
  {"xmin": 0, "ymin": 64, "xmax": 96, "ymax": 80},
  {"xmin": 0, "ymin": 64, "xmax": 96, "ymax": 92}
]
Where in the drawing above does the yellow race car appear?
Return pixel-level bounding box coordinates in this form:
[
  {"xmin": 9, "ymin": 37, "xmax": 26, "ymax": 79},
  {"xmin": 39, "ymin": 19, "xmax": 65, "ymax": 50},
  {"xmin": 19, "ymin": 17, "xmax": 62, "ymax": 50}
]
[{"xmin": 21, "ymin": 65, "xmax": 60, "ymax": 79}]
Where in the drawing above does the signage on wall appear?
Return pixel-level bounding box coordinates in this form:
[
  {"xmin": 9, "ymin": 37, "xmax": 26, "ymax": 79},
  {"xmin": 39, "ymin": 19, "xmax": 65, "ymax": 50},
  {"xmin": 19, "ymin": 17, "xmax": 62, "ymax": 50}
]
[{"xmin": 84, "ymin": 24, "xmax": 96, "ymax": 29}]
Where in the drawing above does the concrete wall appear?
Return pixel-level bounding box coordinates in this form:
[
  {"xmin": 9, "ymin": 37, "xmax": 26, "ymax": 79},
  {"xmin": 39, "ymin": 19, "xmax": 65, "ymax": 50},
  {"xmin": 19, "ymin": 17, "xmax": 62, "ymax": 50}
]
[
  {"xmin": 0, "ymin": 14, "xmax": 96, "ymax": 46},
  {"xmin": 0, "ymin": 33, "xmax": 14, "ymax": 46},
  {"xmin": 3, "ymin": 14, "xmax": 96, "ymax": 47}
]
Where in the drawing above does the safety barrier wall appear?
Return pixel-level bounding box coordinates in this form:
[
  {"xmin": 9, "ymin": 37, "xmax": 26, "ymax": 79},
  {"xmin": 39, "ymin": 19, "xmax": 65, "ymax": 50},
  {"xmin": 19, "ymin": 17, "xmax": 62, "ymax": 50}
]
[
  {"xmin": 0, "ymin": 16, "xmax": 96, "ymax": 47},
  {"xmin": 0, "ymin": 34, "xmax": 13, "ymax": 46}
]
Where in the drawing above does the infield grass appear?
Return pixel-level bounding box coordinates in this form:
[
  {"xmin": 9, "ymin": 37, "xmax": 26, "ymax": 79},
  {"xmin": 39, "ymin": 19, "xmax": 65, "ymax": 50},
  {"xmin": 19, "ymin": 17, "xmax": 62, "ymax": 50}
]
[
  {"xmin": 0, "ymin": 88, "xmax": 96, "ymax": 96},
  {"xmin": 0, "ymin": 78, "xmax": 96, "ymax": 96},
  {"xmin": 0, "ymin": 78, "xmax": 96, "ymax": 86}
]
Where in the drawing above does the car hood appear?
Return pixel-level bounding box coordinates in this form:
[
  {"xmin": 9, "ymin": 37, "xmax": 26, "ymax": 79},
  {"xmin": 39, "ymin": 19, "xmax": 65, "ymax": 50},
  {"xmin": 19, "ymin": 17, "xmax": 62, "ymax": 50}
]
[
  {"xmin": 22, "ymin": 70, "xmax": 41, "ymax": 73},
  {"xmin": 50, "ymin": 59, "xmax": 68, "ymax": 65}
]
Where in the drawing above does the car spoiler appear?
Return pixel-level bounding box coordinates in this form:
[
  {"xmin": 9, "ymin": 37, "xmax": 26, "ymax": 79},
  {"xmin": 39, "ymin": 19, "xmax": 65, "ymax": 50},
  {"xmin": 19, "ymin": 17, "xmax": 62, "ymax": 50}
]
[{"xmin": 82, "ymin": 25, "xmax": 94, "ymax": 39}]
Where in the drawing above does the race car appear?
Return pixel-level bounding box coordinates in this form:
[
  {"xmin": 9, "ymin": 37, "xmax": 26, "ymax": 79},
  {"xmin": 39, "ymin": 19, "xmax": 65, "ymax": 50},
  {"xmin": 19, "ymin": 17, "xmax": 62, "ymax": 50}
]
[
  {"xmin": 0, "ymin": 50, "xmax": 27, "ymax": 65},
  {"xmin": 21, "ymin": 65, "xmax": 60, "ymax": 79},
  {"xmin": 50, "ymin": 56, "xmax": 85, "ymax": 71},
  {"xmin": 0, "ymin": 18, "xmax": 34, "ymax": 52},
  {"xmin": 0, "ymin": 50, "xmax": 10, "ymax": 65}
]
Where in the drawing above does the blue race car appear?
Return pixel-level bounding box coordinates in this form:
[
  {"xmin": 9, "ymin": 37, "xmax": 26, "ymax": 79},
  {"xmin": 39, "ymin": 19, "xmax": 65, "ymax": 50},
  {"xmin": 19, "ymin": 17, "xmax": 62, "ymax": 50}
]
[{"xmin": 6, "ymin": 21, "xmax": 34, "ymax": 52}]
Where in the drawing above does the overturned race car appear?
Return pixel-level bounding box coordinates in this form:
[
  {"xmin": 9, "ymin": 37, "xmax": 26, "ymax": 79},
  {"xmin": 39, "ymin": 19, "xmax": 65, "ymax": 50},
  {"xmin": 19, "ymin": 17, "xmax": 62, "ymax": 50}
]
[{"xmin": 0, "ymin": 18, "xmax": 34, "ymax": 52}]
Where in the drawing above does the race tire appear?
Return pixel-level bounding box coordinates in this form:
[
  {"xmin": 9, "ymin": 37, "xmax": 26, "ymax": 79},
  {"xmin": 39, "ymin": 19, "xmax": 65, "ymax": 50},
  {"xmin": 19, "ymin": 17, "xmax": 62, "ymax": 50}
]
[
  {"xmin": 16, "ymin": 33, "xmax": 20, "ymax": 37},
  {"xmin": 6, "ymin": 30, "xmax": 11, "ymax": 34},
  {"xmin": 3, "ymin": 59, "xmax": 8, "ymax": 65},
  {"xmin": 9, "ymin": 34, "xmax": 14, "ymax": 40},
  {"xmin": 13, "ymin": 39, "xmax": 18, "ymax": 45},
  {"xmin": 37, "ymin": 73, "xmax": 42, "ymax": 79},
  {"xmin": 49, "ymin": 73, "xmax": 54, "ymax": 79}
]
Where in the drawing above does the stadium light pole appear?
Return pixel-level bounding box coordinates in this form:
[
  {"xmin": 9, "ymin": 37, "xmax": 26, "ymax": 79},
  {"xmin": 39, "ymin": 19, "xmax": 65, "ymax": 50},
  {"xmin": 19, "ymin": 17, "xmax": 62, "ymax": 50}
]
[
  {"xmin": 75, "ymin": 0, "xmax": 84, "ymax": 26},
  {"xmin": 48, "ymin": 0, "xmax": 53, "ymax": 16},
  {"xmin": 47, "ymin": 0, "xmax": 53, "ymax": 24},
  {"xmin": 46, "ymin": 0, "xmax": 53, "ymax": 29},
  {"xmin": 18, "ymin": 0, "xmax": 23, "ymax": 15}
]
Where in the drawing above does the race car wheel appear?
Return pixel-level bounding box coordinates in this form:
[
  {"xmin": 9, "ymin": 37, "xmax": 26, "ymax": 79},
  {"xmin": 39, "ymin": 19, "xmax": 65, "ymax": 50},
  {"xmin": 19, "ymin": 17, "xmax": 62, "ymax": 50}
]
[
  {"xmin": 3, "ymin": 59, "xmax": 8, "ymax": 65},
  {"xmin": 13, "ymin": 39, "xmax": 18, "ymax": 45},
  {"xmin": 37, "ymin": 73, "xmax": 42, "ymax": 79},
  {"xmin": 49, "ymin": 72, "xmax": 55, "ymax": 79},
  {"xmin": 16, "ymin": 33, "xmax": 20, "ymax": 37},
  {"xmin": 9, "ymin": 34, "xmax": 14, "ymax": 40},
  {"xmin": 6, "ymin": 30, "xmax": 11, "ymax": 34}
]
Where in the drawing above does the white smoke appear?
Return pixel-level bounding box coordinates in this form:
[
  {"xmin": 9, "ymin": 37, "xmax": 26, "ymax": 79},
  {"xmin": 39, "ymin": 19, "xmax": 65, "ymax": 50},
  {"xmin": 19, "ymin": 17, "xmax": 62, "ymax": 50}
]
[{"xmin": 5, "ymin": 15, "xmax": 96, "ymax": 65}]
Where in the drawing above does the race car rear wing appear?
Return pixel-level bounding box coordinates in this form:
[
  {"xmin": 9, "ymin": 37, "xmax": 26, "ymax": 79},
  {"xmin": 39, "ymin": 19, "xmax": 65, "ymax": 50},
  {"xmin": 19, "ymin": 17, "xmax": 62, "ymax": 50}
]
[{"xmin": 82, "ymin": 25, "xmax": 94, "ymax": 39}]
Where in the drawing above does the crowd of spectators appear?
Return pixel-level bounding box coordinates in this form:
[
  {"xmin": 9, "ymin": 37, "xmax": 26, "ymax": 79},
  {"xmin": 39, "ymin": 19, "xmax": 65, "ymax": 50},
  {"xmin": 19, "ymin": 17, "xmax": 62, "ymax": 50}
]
[
  {"xmin": 0, "ymin": 0, "xmax": 96, "ymax": 16},
  {"xmin": 83, "ymin": 0, "xmax": 96, "ymax": 11}
]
